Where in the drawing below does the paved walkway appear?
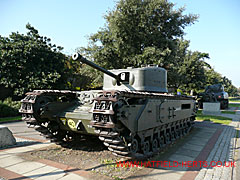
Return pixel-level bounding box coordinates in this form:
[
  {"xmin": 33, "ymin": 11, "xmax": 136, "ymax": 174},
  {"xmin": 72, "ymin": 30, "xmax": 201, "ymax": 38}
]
[
  {"xmin": 196, "ymin": 110, "xmax": 240, "ymax": 180},
  {"xmin": 0, "ymin": 110, "xmax": 239, "ymax": 180},
  {"xmin": 129, "ymin": 111, "xmax": 240, "ymax": 180},
  {"xmin": 0, "ymin": 143, "xmax": 94, "ymax": 180},
  {"xmin": 0, "ymin": 122, "xmax": 107, "ymax": 180},
  {"xmin": 0, "ymin": 143, "xmax": 87, "ymax": 180},
  {"xmin": 194, "ymin": 117, "xmax": 238, "ymax": 180}
]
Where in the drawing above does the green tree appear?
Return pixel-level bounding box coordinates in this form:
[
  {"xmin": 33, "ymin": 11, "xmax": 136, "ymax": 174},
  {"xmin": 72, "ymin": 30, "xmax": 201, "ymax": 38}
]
[
  {"xmin": 205, "ymin": 69, "xmax": 222, "ymax": 85},
  {"xmin": 64, "ymin": 57, "xmax": 103, "ymax": 90},
  {"xmin": 167, "ymin": 39, "xmax": 210, "ymax": 93},
  {"xmin": 178, "ymin": 50, "xmax": 210, "ymax": 93},
  {"xmin": 79, "ymin": 0, "xmax": 198, "ymax": 87},
  {"xmin": 221, "ymin": 76, "xmax": 238, "ymax": 96},
  {"xmin": 0, "ymin": 23, "xmax": 67, "ymax": 97},
  {"xmin": 76, "ymin": 0, "xmax": 236, "ymax": 95}
]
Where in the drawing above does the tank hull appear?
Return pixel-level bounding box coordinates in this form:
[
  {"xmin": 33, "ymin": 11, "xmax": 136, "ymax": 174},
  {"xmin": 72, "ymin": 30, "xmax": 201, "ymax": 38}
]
[
  {"xmin": 19, "ymin": 89, "xmax": 196, "ymax": 158},
  {"xmin": 91, "ymin": 90, "xmax": 196, "ymax": 158}
]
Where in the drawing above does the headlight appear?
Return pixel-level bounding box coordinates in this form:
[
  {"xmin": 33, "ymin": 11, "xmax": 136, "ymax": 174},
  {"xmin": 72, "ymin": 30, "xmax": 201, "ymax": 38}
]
[{"xmin": 223, "ymin": 92, "xmax": 228, "ymax": 99}]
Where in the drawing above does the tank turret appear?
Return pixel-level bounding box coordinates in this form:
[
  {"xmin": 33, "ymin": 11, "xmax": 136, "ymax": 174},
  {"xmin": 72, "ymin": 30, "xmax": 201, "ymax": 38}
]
[{"xmin": 72, "ymin": 53, "xmax": 168, "ymax": 93}]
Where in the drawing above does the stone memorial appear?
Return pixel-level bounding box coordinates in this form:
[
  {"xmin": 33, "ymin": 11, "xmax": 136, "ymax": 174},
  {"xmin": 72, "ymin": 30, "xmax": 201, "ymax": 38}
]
[
  {"xmin": 0, "ymin": 125, "xmax": 16, "ymax": 148},
  {"xmin": 202, "ymin": 102, "xmax": 221, "ymax": 115}
]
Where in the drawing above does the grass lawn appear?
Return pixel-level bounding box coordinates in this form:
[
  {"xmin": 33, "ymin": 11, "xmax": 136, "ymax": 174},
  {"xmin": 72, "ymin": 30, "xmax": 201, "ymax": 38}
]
[
  {"xmin": 0, "ymin": 116, "xmax": 21, "ymax": 123},
  {"xmin": 196, "ymin": 110, "xmax": 232, "ymax": 125},
  {"xmin": 229, "ymin": 97, "xmax": 240, "ymax": 103},
  {"xmin": 221, "ymin": 111, "xmax": 236, "ymax": 114},
  {"xmin": 197, "ymin": 110, "xmax": 202, "ymax": 115},
  {"xmin": 229, "ymin": 100, "xmax": 240, "ymax": 103},
  {"xmin": 196, "ymin": 114, "xmax": 232, "ymax": 125},
  {"xmin": 197, "ymin": 109, "xmax": 235, "ymax": 115},
  {"xmin": 229, "ymin": 104, "xmax": 240, "ymax": 107}
]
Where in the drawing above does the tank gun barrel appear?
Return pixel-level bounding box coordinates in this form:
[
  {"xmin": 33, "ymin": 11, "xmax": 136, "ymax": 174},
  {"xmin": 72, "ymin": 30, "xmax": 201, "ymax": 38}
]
[{"xmin": 72, "ymin": 53, "xmax": 121, "ymax": 82}]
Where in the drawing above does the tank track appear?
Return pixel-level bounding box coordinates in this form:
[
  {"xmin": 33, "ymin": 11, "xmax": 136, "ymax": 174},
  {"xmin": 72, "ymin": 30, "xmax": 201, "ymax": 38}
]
[
  {"xmin": 19, "ymin": 90, "xmax": 78, "ymax": 146},
  {"xmin": 90, "ymin": 90, "xmax": 195, "ymax": 159}
]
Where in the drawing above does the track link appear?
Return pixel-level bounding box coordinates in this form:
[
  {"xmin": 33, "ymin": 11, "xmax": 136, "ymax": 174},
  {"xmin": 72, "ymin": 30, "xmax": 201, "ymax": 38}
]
[{"xmin": 19, "ymin": 90, "xmax": 77, "ymax": 145}]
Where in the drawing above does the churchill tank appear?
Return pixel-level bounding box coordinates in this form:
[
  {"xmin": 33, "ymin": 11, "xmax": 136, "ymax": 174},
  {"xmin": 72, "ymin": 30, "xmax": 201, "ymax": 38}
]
[
  {"xmin": 71, "ymin": 53, "xmax": 197, "ymax": 158},
  {"xmin": 19, "ymin": 53, "xmax": 196, "ymax": 158}
]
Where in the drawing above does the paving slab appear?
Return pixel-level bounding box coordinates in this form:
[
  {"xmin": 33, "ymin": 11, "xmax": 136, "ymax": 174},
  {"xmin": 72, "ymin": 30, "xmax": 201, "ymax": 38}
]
[
  {"xmin": 6, "ymin": 161, "xmax": 46, "ymax": 174},
  {"xmin": 0, "ymin": 156, "xmax": 25, "ymax": 168},
  {"xmin": 190, "ymin": 136, "xmax": 210, "ymax": 143},
  {"xmin": 168, "ymin": 154, "xmax": 195, "ymax": 163},
  {"xmin": 26, "ymin": 142, "xmax": 53, "ymax": 150},
  {"xmin": 143, "ymin": 168, "xmax": 185, "ymax": 180},
  {"xmin": 194, "ymin": 132, "xmax": 215, "ymax": 139},
  {"xmin": 162, "ymin": 161, "xmax": 189, "ymax": 171},
  {"xmin": 34, "ymin": 169, "xmax": 69, "ymax": 180},
  {"xmin": 5, "ymin": 146, "xmax": 35, "ymax": 154},
  {"xmin": 199, "ymin": 127, "xmax": 216, "ymax": 133},
  {"xmin": 59, "ymin": 173, "xmax": 86, "ymax": 180},
  {"xmin": 175, "ymin": 148, "xmax": 200, "ymax": 158},
  {"xmin": 187, "ymin": 138, "xmax": 209, "ymax": 146},
  {"xmin": 183, "ymin": 143, "xmax": 204, "ymax": 152},
  {"xmin": 0, "ymin": 152, "xmax": 12, "ymax": 160},
  {"xmin": 22, "ymin": 165, "xmax": 58, "ymax": 179}
]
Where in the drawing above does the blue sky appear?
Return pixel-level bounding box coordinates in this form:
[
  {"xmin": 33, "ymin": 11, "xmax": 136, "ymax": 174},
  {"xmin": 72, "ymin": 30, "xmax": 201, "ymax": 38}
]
[{"xmin": 0, "ymin": 0, "xmax": 239, "ymax": 87}]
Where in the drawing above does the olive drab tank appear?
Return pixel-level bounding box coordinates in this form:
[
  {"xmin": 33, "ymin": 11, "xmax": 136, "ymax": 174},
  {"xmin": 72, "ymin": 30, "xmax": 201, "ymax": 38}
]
[
  {"xmin": 72, "ymin": 53, "xmax": 197, "ymax": 158},
  {"xmin": 197, "ymin": 84, "xmax": 229, "ymax": 109}
]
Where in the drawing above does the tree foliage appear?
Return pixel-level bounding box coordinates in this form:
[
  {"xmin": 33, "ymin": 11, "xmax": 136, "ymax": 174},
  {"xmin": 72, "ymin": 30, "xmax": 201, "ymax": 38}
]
[
  {"xmin": 178, "ymin": 51, "xmax": 210, "ymax": 92},
  {"xmin": 80, "ymin": 0, "xmax": 197, "ymax": 72},
  {"xmin": 0, "ymin": 23, "xmax": 67, "ymax": 96},
  {"xmin": 64, "ymin": 58, "xmax": 103, "ymax": 90},
  {"xmin": 168, "ymin": 39, "xmax": 210, "ymax": 92},
  {"xmin": 77, "ymin": 0, "xmax": 237, "ymax": 95}
]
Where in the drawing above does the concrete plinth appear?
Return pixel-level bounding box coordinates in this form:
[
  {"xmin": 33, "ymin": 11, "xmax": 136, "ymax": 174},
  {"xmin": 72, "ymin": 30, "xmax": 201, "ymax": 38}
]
[
  {"xmin": 0, "ymin": 125, "xmax": 16, "ymax": 148},
  {"xmin": 202, "ymin": 102, "xmax": 221, "ymax": 115}
]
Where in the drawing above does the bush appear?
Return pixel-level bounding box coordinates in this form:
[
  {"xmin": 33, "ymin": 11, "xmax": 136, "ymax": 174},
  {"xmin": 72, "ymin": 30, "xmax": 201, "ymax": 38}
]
[{"xmin": 0, "ymin": 98, "xmax": 21, "ymax": 118}]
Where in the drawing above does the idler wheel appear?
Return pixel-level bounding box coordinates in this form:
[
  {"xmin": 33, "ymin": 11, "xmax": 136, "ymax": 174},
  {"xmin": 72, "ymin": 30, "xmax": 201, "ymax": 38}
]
[
  {"xmin": 152, "ymin": 138, "xmax": 159, "ymax": 152},
  {"xmin": 130, "ymin": 138, "xmax": 139, "ymax": 153},
  {"xmin": 142, "ymin": 140, "xmax": 150, "ymax": 155},
  {"xmin": 33, "ymin": 95, "xmax": 53, "ymax": 121}
]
